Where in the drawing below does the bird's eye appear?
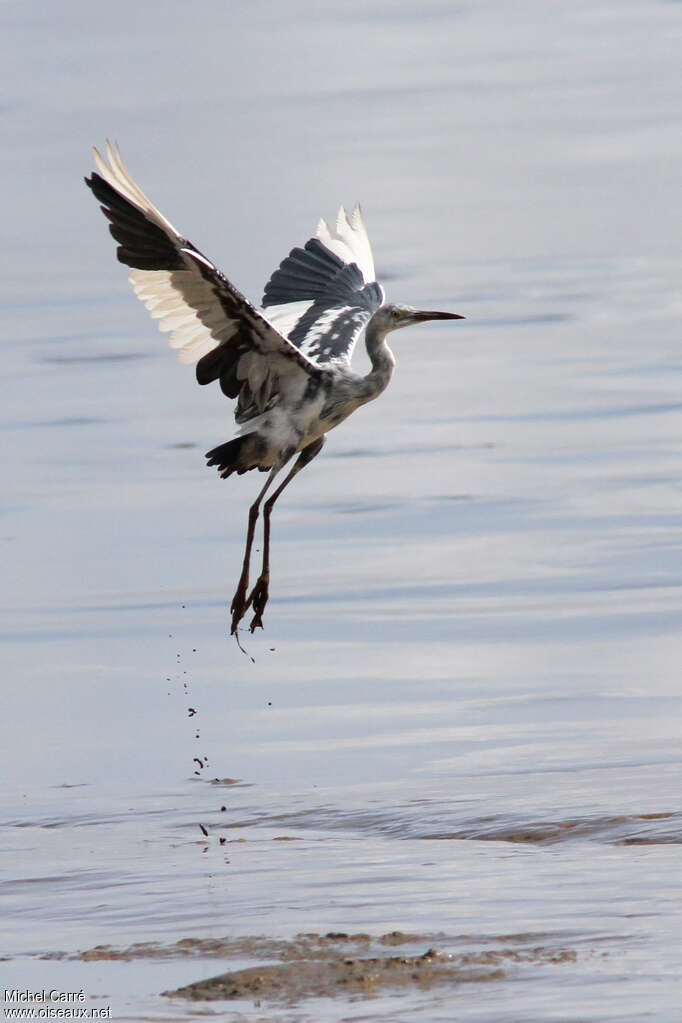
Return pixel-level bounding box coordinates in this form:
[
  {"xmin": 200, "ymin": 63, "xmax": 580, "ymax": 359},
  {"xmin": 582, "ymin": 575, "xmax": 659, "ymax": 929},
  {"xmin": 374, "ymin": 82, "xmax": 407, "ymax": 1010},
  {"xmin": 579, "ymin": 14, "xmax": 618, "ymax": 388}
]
[{"xmin": 391, "ymin": 308, "xmax": 400, "ymax": 319}]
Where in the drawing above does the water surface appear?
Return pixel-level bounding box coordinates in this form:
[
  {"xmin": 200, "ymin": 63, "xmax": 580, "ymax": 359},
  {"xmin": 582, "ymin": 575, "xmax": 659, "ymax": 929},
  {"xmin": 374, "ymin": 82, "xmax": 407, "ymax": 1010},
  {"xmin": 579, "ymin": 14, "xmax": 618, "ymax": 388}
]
[{"xmin": 2, "ymin": 1, "xmax": 681, "ymax": 1019}]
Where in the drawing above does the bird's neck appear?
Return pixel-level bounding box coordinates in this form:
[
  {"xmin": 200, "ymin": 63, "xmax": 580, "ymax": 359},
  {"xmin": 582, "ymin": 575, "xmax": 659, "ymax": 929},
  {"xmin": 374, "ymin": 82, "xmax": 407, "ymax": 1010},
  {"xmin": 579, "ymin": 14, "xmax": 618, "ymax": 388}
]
[{"xmin": 363, "ymin": 319, "xmax": 396, "ymax": 400}]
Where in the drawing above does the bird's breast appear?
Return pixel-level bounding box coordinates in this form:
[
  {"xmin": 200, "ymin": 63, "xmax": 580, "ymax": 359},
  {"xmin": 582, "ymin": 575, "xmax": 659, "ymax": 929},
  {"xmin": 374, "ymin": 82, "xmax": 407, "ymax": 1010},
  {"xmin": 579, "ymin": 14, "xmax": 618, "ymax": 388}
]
[{"xmin": 247, "ymin": 371, "xmax": 372, "ymax": 464}]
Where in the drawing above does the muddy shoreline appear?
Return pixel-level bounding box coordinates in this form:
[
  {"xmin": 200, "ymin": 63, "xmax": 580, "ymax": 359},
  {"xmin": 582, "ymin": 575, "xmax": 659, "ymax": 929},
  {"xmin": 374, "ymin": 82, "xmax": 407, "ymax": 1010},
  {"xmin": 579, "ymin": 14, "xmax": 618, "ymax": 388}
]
[{"xmin": 45, "ymin": 931, "xmax": 576, "ymax": 1004}]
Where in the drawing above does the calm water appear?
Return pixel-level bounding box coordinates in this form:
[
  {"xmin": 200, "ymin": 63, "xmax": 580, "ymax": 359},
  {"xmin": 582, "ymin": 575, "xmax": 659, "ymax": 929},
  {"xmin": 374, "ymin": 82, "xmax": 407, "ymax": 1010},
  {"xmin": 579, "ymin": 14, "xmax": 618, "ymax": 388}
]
[{"xmin": 2, "ymin": 0, "xmax": 682, "ymax": 1019}]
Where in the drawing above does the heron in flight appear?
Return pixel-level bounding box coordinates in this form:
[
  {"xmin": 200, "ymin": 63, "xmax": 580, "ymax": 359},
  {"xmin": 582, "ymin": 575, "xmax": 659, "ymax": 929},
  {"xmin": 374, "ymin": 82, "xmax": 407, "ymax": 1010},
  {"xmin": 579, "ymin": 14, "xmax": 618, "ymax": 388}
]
[{"xmin": 85, "ymin": 142, "xmax": 464, "ymax": 636}]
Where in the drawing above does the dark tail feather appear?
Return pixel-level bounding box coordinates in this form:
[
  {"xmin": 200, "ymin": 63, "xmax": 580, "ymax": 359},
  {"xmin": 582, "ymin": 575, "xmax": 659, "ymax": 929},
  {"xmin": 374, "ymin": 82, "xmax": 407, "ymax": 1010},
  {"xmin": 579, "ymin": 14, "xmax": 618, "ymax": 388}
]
[{"xmin": 205, "ymin": 436, "xmax": 265, "ymax": 479}]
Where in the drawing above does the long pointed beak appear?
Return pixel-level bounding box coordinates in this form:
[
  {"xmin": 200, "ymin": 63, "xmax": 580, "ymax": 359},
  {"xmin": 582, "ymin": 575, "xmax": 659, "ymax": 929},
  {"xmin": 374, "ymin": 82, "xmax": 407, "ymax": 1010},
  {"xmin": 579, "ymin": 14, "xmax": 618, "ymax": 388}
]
[{"xmin": 413, "ymin": 310, "xmax": 465, "ymax": 322}]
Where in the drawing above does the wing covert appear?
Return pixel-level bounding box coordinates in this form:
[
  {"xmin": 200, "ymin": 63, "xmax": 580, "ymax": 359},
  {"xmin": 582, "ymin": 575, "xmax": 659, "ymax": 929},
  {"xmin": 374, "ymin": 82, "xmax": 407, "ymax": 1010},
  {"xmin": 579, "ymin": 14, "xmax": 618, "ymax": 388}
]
[
  {"xmin": 85, "ymin": 142, "xmax": 322, "ymax": 424},
  {"xmin": 261, "ymin": 204, "xmax": 384, "ymax": 366}
]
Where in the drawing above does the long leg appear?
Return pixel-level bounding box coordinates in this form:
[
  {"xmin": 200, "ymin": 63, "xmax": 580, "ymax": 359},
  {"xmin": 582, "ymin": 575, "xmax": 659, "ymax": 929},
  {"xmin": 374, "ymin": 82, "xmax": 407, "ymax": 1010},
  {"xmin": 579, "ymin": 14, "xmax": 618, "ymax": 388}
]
[
  {"xmin": 230, "ymin": 451, "xmax": 295, "ymax": 636},
  {"xmin": 246, "ymin": 437, "xmax": 325, "ymax": 632}
]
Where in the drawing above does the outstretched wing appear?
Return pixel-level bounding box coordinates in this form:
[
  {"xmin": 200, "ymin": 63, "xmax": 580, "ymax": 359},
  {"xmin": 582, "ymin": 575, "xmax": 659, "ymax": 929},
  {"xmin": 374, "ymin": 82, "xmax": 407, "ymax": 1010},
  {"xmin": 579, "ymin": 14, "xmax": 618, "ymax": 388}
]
[
  {"xmin": 261, "ymin": 205, "xmax": 385, "ymax": 367},
  {"xmin": 85, "ymin": 141, "xmax": 323, "ymax": 424}
]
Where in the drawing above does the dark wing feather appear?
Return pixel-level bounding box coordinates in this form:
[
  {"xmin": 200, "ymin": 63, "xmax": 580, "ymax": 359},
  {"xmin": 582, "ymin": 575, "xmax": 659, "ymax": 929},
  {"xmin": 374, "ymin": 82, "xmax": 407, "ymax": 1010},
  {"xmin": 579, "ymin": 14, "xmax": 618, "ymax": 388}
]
[
  {"xmin": 85, "ymin": 142, "xmax": 322, "ymax": 425},
  {"xmin": 261, "ymin": 206, "xmax": 385, "ymax": 367},
  {"xmin": 263, "ymin": 239, "xmax": 347, "ymax": 304}
]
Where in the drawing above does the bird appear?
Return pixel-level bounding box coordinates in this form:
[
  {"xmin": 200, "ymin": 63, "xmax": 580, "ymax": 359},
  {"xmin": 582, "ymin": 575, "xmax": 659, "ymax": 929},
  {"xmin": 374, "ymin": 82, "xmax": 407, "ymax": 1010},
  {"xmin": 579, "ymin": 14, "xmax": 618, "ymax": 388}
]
[{"xmin": 85, "ymin": 141, "xmax": 464, "ymax": 637}]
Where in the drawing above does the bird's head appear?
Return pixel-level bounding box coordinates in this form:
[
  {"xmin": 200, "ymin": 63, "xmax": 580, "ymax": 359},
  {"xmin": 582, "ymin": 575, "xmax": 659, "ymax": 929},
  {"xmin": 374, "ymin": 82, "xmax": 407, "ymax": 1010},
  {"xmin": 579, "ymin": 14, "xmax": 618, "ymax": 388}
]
[{"xmin": 374, "ymin": 303, "xmax": 464, "ymax": 334}]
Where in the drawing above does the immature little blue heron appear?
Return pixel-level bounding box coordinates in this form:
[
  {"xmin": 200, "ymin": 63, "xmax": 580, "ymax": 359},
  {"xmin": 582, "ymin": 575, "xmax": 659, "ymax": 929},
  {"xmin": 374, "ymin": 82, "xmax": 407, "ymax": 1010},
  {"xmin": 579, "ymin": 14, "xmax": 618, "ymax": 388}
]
[{"xmin": 85, "ymin": 142, "xmax": 464, "ymax": 636}]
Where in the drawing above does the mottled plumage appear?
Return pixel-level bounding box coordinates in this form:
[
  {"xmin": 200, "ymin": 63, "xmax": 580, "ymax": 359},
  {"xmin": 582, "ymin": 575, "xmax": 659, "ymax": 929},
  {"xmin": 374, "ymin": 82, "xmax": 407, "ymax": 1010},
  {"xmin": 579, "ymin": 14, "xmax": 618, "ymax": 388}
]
[{"xmin": 85, "ymin": 141, "xmax": 463, "ymax": 636}]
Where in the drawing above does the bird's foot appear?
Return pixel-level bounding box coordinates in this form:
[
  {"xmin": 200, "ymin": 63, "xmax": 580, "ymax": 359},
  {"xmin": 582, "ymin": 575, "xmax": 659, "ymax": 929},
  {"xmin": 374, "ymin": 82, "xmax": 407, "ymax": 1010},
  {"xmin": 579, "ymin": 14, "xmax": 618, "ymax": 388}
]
[
  {"xmin": 230, "ymin": 575, "xmax": 250, "ymax": 635},
  {"xmin": 247, "ymin": 573, "xmax": 270, "ymax": 633}
]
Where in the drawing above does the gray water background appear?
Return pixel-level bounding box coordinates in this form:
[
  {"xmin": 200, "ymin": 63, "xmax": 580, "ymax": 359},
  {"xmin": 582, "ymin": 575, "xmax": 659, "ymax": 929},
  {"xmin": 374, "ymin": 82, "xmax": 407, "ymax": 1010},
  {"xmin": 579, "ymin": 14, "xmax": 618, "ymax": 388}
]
[{"xmin": 2, "ymin": 1, "xmax": 681, "ymax": 1019}]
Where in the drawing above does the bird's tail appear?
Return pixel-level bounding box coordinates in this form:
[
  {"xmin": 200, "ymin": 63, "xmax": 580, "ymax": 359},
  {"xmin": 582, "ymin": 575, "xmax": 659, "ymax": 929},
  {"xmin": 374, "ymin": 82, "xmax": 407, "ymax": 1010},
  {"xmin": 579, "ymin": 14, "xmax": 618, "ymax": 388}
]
[{"xmin": 205, "ymin": 435, "xmax": 266, "ymax": 479}]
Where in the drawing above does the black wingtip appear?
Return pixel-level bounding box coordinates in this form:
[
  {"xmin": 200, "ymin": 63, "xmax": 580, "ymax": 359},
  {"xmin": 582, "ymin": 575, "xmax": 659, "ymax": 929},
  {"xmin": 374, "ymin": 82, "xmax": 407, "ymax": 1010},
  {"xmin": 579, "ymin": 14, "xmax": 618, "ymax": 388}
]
[{"xmin": 84, "ymin": 170, "xmax": 185, "ymax": 272}]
